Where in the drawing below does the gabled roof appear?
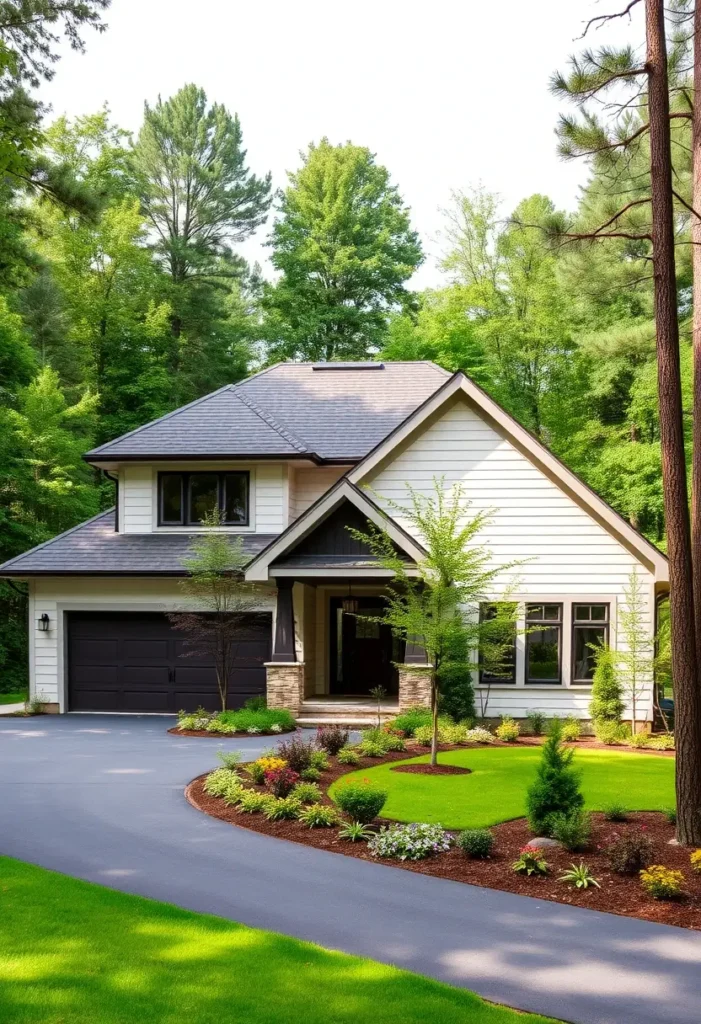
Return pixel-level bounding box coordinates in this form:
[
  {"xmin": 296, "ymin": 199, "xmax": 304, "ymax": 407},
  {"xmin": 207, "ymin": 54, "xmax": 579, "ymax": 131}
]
[
  {"xmin": 0, "ymin": 510, "xmax": 277, "ymax": 576},
  {"xmin": 85, "ymin": 361, "xmax": 450, "ymax": 464},
  {"xmin": 346, "ymin": 372, "xmax": 669, "ymax": 581},
  {"xmin": 245, "ymin": 479, "xmax": 427, "ymax": 581}
]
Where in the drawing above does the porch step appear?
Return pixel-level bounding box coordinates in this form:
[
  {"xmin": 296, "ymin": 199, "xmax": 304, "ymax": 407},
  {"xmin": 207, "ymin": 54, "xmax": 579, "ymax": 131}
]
[{"xmin": 296, "ymin": 699, "xmax": 398, "ymax": 729}]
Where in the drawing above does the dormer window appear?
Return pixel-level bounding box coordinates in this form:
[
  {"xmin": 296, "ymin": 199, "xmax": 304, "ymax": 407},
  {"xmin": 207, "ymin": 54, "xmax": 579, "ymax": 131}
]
[{"xmin": 158, "ymin": 471, "xmax": 249, "ymax": 526}]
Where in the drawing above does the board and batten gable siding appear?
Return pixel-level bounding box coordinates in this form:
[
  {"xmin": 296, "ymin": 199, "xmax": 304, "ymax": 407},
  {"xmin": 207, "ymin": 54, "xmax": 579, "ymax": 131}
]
[
  {"xmin": 119, "ymin": 463, "xmax": 288, "ymax": 535},
  {"xmin": 28, "ymin": 577, "xmax": 276, "ymax": 710},
  {"xmin": 364, "ymin": 396, "xmax": 657, "ymax": 721}
]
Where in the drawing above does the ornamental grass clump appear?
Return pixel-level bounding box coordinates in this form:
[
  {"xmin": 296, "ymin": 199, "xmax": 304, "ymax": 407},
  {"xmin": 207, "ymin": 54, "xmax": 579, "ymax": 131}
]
[
  {"xmin": 368, "ymin": 823, "xmax": 452, "ymax": 861},
  {"xmin": 559, "ymin": 863, "xmax": 600, "ymax": 890},
  {"xmin": 315, "ymin": 725, "xmax": 349, "ymax": 755},
  {"xmin": 602, "ymin": 801, "xmax": 628, "ymax": 822},
  {"xmin": 264, "ymin": 766, "xmax": 300, "ymax": 798},
  {"xmin": 526, "ymin": 719, "xmax": 584, "ymax": 836},
  {"xmin": 458, "ymin": 828, "xmax": 494, "ymax": 859},
  {"xmin": 334, "ymin": 779, "xmax": 388, "ymax": 823},
  {"xmin": 338, "ymin": 821, "xmax": 374, "ymax": 842},
  {"xmin": 640, "ymin": 865, "xmax": 684, "ymax": 900}
]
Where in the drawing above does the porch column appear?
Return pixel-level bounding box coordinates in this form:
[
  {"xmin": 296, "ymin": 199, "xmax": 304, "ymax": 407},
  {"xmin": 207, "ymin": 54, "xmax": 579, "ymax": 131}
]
[{"xmin": 266, "ymin": 577, "xmax": 304, "ymax": 714}]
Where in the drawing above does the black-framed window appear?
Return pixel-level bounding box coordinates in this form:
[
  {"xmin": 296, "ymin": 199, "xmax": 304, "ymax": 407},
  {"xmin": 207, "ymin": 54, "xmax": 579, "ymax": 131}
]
[
  {"xmin": 526, "ymin": 603, "xmax": 562, "ymax": 685},
  {"xmin": 158, "ymin": 471, "xmax": 249, "ymax": 526},
  {"xmin": 572, "ymin": 603, "xmax": 609, "ymax": 683},
  {"xmin": 479, "ymin": 603, "xmax": 517, "ymax": 684}
]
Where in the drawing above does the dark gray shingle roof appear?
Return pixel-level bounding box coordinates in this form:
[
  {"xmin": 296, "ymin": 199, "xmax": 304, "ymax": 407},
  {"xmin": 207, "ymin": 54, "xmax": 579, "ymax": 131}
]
[
  {"xmin": 85, "ymin": 362, "xmax": 450, "ymax": 462},
  {"xmin": 0, "ymin": 511, "xmax": 277, "ymax": 575}
]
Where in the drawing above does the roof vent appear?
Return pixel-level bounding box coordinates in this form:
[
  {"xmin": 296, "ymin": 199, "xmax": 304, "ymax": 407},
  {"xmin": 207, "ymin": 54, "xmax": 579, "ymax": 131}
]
[{"xmin": 312, "ymin": 362, "xmax": 384, "ymax": 371}]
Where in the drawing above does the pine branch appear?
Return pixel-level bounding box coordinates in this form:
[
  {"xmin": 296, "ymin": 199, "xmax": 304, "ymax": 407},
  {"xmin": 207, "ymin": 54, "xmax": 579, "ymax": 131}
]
[{"xmin": 580, "ymin": 0, "xmax": 642, "ymax": 39}]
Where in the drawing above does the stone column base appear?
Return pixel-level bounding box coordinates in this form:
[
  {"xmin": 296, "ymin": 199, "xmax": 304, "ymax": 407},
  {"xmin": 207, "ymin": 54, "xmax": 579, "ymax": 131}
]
[
  {"xmin": 265, "ymin": 662, "xmax": 305, "ymax": 715},
  {"xmin": 398, "ymin": 665, "xmax": 432, "ymax": 711}
]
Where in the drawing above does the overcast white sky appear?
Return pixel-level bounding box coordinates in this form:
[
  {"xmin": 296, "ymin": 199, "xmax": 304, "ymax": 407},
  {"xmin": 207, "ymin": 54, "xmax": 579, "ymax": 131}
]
[{"xmin": 39, "ymin": 0, "xmax": 642, "ymax": 289}]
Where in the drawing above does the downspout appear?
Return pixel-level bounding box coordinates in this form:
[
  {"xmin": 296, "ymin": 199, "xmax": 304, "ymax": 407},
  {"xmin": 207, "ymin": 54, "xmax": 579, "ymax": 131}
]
[{"xmin": 103, "ymin": 471, "xmax": 119, "ymax": 532}]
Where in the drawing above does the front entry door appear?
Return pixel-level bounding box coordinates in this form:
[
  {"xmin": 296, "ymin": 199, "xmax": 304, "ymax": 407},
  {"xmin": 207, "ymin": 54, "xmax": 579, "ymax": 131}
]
[{"xmin": 329, "ymin": 598, "xmax": 399, "ymax": 695}]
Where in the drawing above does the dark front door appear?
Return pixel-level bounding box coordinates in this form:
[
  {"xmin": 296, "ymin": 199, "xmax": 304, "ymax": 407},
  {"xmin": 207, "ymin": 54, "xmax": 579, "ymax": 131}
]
[
  {"xmin": 329, "ymin": 598, "xmax": 399, "ymax": 695},
  {"xmin": 67, "ymin": 611, "xmax": 271, "ymax": 713}
]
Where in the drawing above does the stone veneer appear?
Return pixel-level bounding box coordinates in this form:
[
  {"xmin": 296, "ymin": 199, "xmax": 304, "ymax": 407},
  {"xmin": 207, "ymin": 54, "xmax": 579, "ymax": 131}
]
[
  {"xmin": 398, "ymin": 665, "xmax": 432, "ymax": 711},
  {"xmin": 265, "ymin": 662, "xmax": 305, "ymax": 715}
]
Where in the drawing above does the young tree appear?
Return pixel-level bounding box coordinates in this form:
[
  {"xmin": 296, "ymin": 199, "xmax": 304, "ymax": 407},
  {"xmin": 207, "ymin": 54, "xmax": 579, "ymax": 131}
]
[
  {"xmin": 618, "ymin": 567, "xmax": 655, "ymax": 735},
  {"xmin": 169, "ymin": 510, "xmax": 259, "ymax": 712},
  {"xmin": 589, "ymin": 645, "xmax": 625, "ymax": 727},
  {"xmin": 351, "ymin": 479, "xmax": 518, "ymax": 766},
  {"xmin": 526, "ymin": 719, "xmax": 584, "ymax": 836},
  {"xmin": 264, "ymin": 139, "xmax": 423, "ymax": 361}
]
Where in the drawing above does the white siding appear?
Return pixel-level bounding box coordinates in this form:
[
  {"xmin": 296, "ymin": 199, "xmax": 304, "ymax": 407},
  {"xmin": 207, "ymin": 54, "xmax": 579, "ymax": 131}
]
[
  {"xmin": 289, "ymin": 466, "xmax": 347, "ymax": 522},
  {"xmin": 365, "ymin": 397, "xmax": 657, "ymax": 722},
  {"xmin": 121, "ymin": 465, "xmax": 153, "ymax": 533},
  {"xmin": 28, "ymin": 577, "xmax": 275, "ymax": 710},
  {"xmin": 255, "ymin": 464, "xmax": 286, "ymax": 534}
]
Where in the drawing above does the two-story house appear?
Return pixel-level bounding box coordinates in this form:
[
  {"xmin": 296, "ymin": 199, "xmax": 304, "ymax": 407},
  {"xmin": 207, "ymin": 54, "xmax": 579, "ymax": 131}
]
[{"xmin": 0, "ymin": 361, "xmax": 669, "ymax": 725}]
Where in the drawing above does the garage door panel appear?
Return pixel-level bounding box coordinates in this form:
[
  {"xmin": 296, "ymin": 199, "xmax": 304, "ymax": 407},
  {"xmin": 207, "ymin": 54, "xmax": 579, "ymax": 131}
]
[{"xmin": 68, "ymin": 612, "xmax": 271, "ymax": 713}]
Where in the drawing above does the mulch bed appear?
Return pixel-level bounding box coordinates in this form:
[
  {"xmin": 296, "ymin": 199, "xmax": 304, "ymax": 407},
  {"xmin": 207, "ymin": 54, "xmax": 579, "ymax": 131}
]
[
  {"xmin": 187, "ymin": 740, "xmax": 701, "ymax": 931},
  {"xmin": 168, "ymin": 727, "xmax": 296, "ymax": 738},
  {"xmin": 390, "ymin": 763, "xmax": 471, "ymax": 775}
]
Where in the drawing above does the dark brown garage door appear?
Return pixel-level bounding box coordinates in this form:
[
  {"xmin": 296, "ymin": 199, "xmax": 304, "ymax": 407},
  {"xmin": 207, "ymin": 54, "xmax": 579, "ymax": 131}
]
[{"xmin": 67, "ymin": 612, "xmax": 271, "ymax": 713}]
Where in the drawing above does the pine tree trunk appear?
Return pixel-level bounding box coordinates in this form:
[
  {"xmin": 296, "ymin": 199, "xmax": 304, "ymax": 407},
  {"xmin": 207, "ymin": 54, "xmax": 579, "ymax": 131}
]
[
  {"xmin": 647, "ymin": 0, "xmax": 701, "ymax": 845},
  {"xmin": 692, "ymin": 1, "xmax": 701, "ymax": 679}
]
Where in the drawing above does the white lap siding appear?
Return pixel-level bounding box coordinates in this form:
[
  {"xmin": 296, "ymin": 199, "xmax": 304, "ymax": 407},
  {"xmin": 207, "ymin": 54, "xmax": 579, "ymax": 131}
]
[{"xmin": 365, "ymin": 398, "xmax": 657, "ymax": 723}]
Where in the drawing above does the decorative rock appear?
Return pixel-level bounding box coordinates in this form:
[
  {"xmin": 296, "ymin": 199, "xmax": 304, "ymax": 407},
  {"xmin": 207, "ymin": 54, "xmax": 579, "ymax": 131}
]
[
  {"xmin": 668, "ymin": 837, "xmax": 680, "ymax": 846},
  {"xmin": 529, "ymin": 837, "xmax": 562, "ymax": 848}
]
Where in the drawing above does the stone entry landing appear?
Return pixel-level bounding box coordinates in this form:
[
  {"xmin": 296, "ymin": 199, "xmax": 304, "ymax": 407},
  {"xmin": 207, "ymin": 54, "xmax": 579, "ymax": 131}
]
[{"xmin": 295, "ymin": 696, "xmax": 399, "ymax": 728}]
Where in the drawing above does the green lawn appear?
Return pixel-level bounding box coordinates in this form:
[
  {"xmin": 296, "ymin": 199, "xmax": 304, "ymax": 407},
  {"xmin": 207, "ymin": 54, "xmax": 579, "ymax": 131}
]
[
  {"xmin": 0, "ymin": 692, "xmax": 25, "ymax": 705},
  {"xmin": 331, "ymin": 746, "xmax": 676, "ymax": 829},
  {"xmin": 0, "ymin": 857, "xmax": 558, "ymax": 1024}
]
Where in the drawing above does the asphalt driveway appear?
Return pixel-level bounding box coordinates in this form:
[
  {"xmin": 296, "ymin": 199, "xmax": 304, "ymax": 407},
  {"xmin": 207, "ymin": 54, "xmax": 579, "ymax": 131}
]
[{"xmin": 1, "ymin": 714, "xmax": 700, "ymax": 1024}]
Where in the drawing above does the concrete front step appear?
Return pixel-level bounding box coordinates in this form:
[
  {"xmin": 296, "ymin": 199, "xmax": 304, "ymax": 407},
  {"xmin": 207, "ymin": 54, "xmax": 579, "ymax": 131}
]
[
  {"xmin": 296, "ymin": 700, "xmax": 398, "ymax": 728},
  {"xmin": 296, "ymin": 716, "xmax": 381, "ymax": 728}
]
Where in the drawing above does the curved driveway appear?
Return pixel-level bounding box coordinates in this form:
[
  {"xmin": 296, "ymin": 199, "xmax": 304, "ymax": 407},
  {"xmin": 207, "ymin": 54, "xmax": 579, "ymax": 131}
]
[{"xmin": 1, "ymin": 714, "xmax": 700, "ymax": 1024}]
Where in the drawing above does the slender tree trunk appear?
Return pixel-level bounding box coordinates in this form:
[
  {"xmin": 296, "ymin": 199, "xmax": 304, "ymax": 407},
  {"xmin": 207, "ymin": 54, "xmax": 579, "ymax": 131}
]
[
  {"xmin": 430, "ymin": 660, "xmax": 439, "ymax": 767},
  {"xmin": 647, "ymin": 0, "xmax": 701, "ymax": 845},
  {"xmin": 692, "ymin": 0, "xmax": 701, "ymax": 676}
]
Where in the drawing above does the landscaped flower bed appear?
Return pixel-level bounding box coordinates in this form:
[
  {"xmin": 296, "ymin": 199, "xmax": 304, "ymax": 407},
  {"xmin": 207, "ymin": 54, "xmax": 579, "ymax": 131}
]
[{"xmin": 168, "ymin": 703, "xmax": 297, "ymax": 737}]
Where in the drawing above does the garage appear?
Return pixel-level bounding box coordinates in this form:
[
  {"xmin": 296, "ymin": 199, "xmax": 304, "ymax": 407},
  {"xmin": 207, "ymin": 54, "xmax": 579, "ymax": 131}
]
[{"xmin": 67, "ymin": 612, "xmax": 271, "ymax": 713}]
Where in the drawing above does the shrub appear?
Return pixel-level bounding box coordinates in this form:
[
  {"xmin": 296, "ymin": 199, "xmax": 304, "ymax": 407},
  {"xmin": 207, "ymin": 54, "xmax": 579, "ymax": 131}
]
[
  {"xmin": 277, "ymin": 736, "xmax": 316, "ymax": 773},
  {"xmin": 442, "ymin": 722, "xmax": 469, "ymax": 745},
  {"xmin": 316, "ymin": 725, "xmax": 349, "ymax": 755},
  {"xmin": 664, "ymin": 807, "xmax": 677, "ymax": 825},
  {"xmin": 558, "ymin": 863, "xmax": 600, "ymax": 890},
  {"xmin": 264, "ymin": 766, "xmax": 300, "ymax": 798},
  {"xmin": 465, "ymin": 726, "xmax": 494, "ymax": 744},
  {"xmin": 648, "ymin": 734, "xmax": 675, "ymax": 751},
  {"xmin": 291, "ymin": 782, "xmax": 322, "ymax": 804},
  {"xmin": 526, "ymin": 710, "xmax": 547, "ymax": 736},
  {"xmin": 607, "ymin": 833, "xmax": 653, "ymax": 874},
  {"xmin": 205, "ymin": 717, "xmax": 232, "ymax": 734},
  {"xmin": 602, "ymin": 801, "xmax": 628, "ymax": 822},
  {"xmin": 236, "ymin": 790, "xmax": 271, "ymax": 814},
  {"xmin": 298, "ymin": 804, "xmax": 339, "ymax": 828},
  {"xmin": 300, "ymin": 767, "xmax": 322, "ymax": 782},
  {"xmin": 368, "ymin": 822, "xmax": 452, "ymax": 861},
  {"xmin": 589, "ymin": 644, "xmax": 624, "ymax": 726},
  {"xmin": 177, "ymin": 706, "xmax": 212, "ymax": 731},
  {"xmin": 690, "ymin": 850, "xmax": 701, "ymax": 874},
  {"xmin": 458, "ymin": 828, "xmax": 494, "ymax": 859},
  {"xmin": 310, "ymin": 749, "xmax": 330, "ymax": 771},
  {"xmin": 204, "ymin": 768, "xmax": 238, "ymax": 798},
  {"xmin": 221, "ymin": 778, "xmax": 245, "ymax": 806},
  {"xmin": 246, "ymin": 726, "xmax": 261, "ymax": 734},
  {"xmin": 413, "ymin": 725, "xmax": 434, "ymax": 746},
  {"xmin": 640, "ymin": 865, "xmax": 684, "ymax": 900},
  {"xmin": 526, "ymin": 719, "xmax": 584, "ymax": 836},
  {"xmin": 216, "ymin": 750, "xmax": 242, "ymax": 771},
  {"xmin": 549, "ymin": 810, "xmax": 592, "ymax": 852},
  {"xmin": 496, "ymin": 716, "xmax": 520, "ymax": 742},
  {"xmin": 264, "ymin": 796, "xmax": 301, "ymax": 821},
  {"xmin": 382, "ymin": 733, "xmax": 407, "ymax": 752},
  {"xmin": 357, "ymin": 740, "xmax": 386, "ymax": 757},
  {"xmin": 338, "ymin": 821, "xmax": 374, "ymax": 842},
  {"xmin": 390, "ymin": 707, "xmax": 432, "ymax": 737},
  {"xmin": 215, "ymin": 707, "xmax": 296, "ymax": 733},
  {"xmin": 246, "ymin": 756, "xmax": 286, "ymax": 784},
  {"xmin": 244, "ymin": 695, "xmax": 267, "ymax": 711},
  {"xmin": 560, "ymin": 716, "xmax": 581, "ymax": 742},
  {"xmin": 437, "ymin": 631, "xmax": 476, "ymax": 723},
  {"xmin": 334, "ymin": 779, "xmax": 388, "ymax": 823},
  {"xmin": 337, "ymin": 747, "xmax": 360, "ymax": 766},
  {"xmin": 512, "ymin": 845, "xmax": 548, "ymax": 876},
  {"xmin": 595, "ymin": 721, "xmax": 629, "ymax": 746},
  {"xmin": 629, "ymin": 732, "xmax": 650, "ymax": 749}
]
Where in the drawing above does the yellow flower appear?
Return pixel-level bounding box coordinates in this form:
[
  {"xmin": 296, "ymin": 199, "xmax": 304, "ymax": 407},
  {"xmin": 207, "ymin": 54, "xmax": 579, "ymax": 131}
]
[
  {"xmin": 257, "ymin": 756, "xmax": 287, "ymax": 773},
  {"xmin": 690, "ymin": 849, "xmax": 701, "ymax": 874}
]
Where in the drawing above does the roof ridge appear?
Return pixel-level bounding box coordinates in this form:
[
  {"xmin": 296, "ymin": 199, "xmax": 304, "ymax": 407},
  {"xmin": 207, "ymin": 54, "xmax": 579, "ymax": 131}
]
[
  {"xmin": 233, "ymin": 391, "xmax": 310, "ymax": 454},
  {"xmin": 0, "ymin": 508, "xmax": 115, "ymax": 571}
]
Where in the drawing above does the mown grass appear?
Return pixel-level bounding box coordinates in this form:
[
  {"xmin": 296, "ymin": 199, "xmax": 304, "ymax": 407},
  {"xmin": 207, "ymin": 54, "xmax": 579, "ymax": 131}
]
[
  {"xmin": 0, "ymin": 692, "xmax": 26, "ymax": 705},
  {"xmin": 0, "ymin": 857, "xmax": 558, "ymax": 1024}
]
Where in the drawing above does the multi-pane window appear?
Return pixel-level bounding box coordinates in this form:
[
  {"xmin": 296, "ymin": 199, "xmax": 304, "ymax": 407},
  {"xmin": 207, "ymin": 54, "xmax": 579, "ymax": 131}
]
[
  {"xmin": 526, "ymin": 604, "xmax": 562, "ymax": 684},
  {"xmin": 158, "ymin": 472, "xmax": 249, "ymax": 526},
  {"xmin": 572, "ymin": 604, "xmax": 609, "ymax": 683},
  {"xmin": 479, "ymin": 603, "xmax": 517, "ymax": 684}
]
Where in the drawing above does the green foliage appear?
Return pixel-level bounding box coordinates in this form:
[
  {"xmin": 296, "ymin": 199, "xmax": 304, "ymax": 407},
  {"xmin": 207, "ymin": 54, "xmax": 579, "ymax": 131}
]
[
  {"xmin": 298, "ymin": 804, "xmax": 339, "ymax": 828},
  {"xmin": 277, "ymin": 736, "xmax": 316, "ymax": 773},
  {"xmin": 589, "ymin": 645, "xmax": 624, "ymax": 726},
  {"xmin": 216, "ymin": 750, "xmax": 242, "ymax": 771},
  {"xmin": 526, "ymin": 710, "xmax": 547, "ymax": 736},
  {"xmin": 235, "ymin": 790, "xmax": 271, "ymax": 814},
  {"xmin": 338, "ymin": 820, "xmax": 374, "ymax": 842},
  {"xmin": 203, "ymin": 768, "xmax": 236, "ymax": 798},
  {"xmin": 290, "ymin": 782, "xmax": 322, "ymax": 805},
  {"xmin": 594, "ymin": 721, "xmax": 630, "ymax": 746},
  {"xmin": 390, "ymin": 707, "xmax": 433, "ymax": 737},
  {"xmin": 548, "ymin": 810, "xmax": 591, "ymax": 852},
  {"xmin": 263, "ymin": 796, "xmax": 301, "ymax": 821},
  {"xmin": 357, "ymin": 740, "xmax": 387, "ymax": 758},
  {"xmin": 648, "ymin": 734, "xmax": 675, "ymax": 751},
  {"xmin": 300, "ymin": 767, "xmax": 322, "ymax": 783},
  {"xmin": 264, "ymin": 138, "xmax": 422, "ymax": 361},
  {"xmin": 315, "ymin": 724, "xmax": 349, "ymax": 755},
  {"xmin": 665, "ymin": 807, "xmax": 677, "ymax": 825},
  {"xmin": 640, "ymin": 865, "xmax": 684, "ymax": 900},
  {"xmin": 336, "ymin": 747, "xmax": 360, "ymax": 766},
  {"xmin": 437, "ymin": 629, "xmax": 476, "ymax": 723},
  {"xmin": 511, "ymin": 846, "xmax": 549, "ymax": 876},
  {"xmin": 310, "ymin": 749, "xmax": 330, "ymax": 771},
  {"xmin": 334, "ymin": 780, "xmax": 388, "ymax": 824},
  {"xmin": 457, "ymin": 828, "xmax": 494, "ymax": 859},
  {"xmin": 558, "ymin": 863, "xmax": 600, "ymax": 890},
  {"xmin": 495, "ymin": 716, "xmax": 520, "ymax": 743},
  {"xmin": 602, "ymin": 802, "xmax": 628, "ymax": 822},
  {"xmin": 368, "ymin": 822, "xmax": 452, "ymax": 861},
  {"xmin": 606, "ymin": 833, "xmax": 653, "ymax": 874},
  {"xmin": 560, "ymin": 716, "xmax": 581, "ymax": 742},
  {"xmin": 202, "ymin": 707, "xmax": 294, "ymax": 734},
  {"xmin": 526, "ymin": 720, "xmax": 584, "ymax": 836}
]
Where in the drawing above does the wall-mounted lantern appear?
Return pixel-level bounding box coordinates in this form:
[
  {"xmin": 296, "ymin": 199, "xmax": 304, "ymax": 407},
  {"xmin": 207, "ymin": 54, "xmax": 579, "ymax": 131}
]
[
  {"xmin": 37, "ymin": 613, "xmax": 50, "ymax": 632},
  {"xmin": 341, "ymin": 585, "xmax": 358, "ymax": 615}
]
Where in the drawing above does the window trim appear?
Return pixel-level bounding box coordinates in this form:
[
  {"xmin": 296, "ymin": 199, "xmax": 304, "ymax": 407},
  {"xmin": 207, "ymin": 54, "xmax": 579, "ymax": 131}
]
[
  {"xmin": 479, "ymin": 602, "xmax": 517, "ymax": 684},
  {"xmin": 571, "ymin": 602, "xmax": 610, "ymax": 685},
  {"xmin": 525, "ymin": 602, "xmax": 563, "ymax": 686},
  {"xmin": 157, "ymin": 471, "xmax": 250, "ymax": 527}
]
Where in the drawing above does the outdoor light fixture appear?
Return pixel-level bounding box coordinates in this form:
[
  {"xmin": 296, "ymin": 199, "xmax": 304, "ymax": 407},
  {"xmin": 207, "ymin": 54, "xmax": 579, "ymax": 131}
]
[
  {"xmin": 37, "ymin": 613, "xmax": 50, "ymax": 632},
  {"xmin": 342, "ymin": 585, "xmax": 358, "ymax": 615}
]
